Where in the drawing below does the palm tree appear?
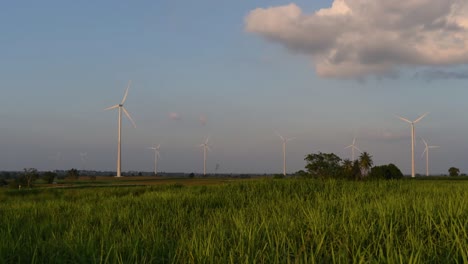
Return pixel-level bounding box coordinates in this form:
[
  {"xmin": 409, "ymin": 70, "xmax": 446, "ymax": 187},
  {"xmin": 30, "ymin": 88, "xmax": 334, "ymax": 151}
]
[
  {"xmin": 359, "ymin": 152, "xmax": 373, "ymax": 177},
  {"xmin": 342, "ymin": 159, "xmax": 353, "ymax": 178}
]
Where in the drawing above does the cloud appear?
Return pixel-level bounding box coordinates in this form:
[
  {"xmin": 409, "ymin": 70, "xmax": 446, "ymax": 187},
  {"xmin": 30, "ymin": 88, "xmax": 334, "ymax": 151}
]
[
  {"xmin": 245, "ymin": 0, "xmax": 468, "ymax": 79},
  {"xmin": 168, "ymin": 112, "xmax": 181, "ymax": 120},
  {"xmin": 199, "ymin": 115, "xmax": 207, "ymax": 126}
]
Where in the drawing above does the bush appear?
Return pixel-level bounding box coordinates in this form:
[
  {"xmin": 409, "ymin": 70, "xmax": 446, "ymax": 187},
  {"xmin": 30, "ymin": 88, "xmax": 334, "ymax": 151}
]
[
  {"xmin": 369, "ymin": 164, "xmax": 403, "ymax": 180},
  {"xmin": 273, "ymin": 174, "xmax": 285, "ymax": 179},
  {"xmin": 42, "ymin": 171, "xmax": 57, "ymax": 184}
]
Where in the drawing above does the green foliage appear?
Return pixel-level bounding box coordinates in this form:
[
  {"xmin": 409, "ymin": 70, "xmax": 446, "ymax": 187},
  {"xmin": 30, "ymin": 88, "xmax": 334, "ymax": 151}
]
[
  {"xmin": 359, "ymin": 151, "xmax": 373, "ymax": 177},
  {"xmin": 350, "ymin": 160, "xmax": 362, "ymax": 180},
  {"xmin": 0, "ymin": 179, "xmax": 7, "ymax": 187},
  {"xmin": 272, "ymin": 174, "xmax": 285, "ymax": 179},
  {"xmin": 42, "ymin": 171, "xmax": 57, "ymax": 184},
  {"xmin": 369, "ymin": 164, "xmax": 404, "ymax": 180},
  {"xmin": 1, "ymin": 180, "xmax": 468, "ymax": 262},
  {"xmin": 305, "ymin": 152, "xmax": 342, "ymax": 178},
  {"xmin": 20, "ymin": 168, "xmax": 39, "ymax": 188},
  {"xmin": 449, "ymin": 167, "xmax": 460, "ymax": 177},
  {"xmin": 66, "ymin": 168, "xmax": 80, "ymax": 180},
  {"xmin": 294, "ymin": 170, "xmax": 310, "ymax": 178}
]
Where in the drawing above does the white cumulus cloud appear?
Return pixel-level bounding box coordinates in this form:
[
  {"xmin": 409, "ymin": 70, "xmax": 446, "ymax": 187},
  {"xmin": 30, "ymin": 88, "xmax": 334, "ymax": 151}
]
[{"xmin": 245, "ymin": 0, "xmax": 468, "ymax": 79}]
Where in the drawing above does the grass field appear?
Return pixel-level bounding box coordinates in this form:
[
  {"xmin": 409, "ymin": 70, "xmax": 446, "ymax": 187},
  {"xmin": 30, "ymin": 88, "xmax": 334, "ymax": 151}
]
[{"xmin": 1, "ymin": 178, "xmax": 468, "ymax": 263}]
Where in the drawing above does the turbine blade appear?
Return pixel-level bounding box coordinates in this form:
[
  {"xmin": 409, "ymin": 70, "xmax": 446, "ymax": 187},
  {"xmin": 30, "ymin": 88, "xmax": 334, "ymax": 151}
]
[
  {"xmin": 345, "ymin": 145, "xmax": 353, "ymax": 149},
  {"xmin": 122, "ymin": 107, "xmax": 136, "ymax": 128},
  {"xmin": 286, "ymin": 137, "xmax": 295, "ymax": 142},
  {"xmin": 205, "ymin": 136, "xmax": 210, "ymax": 144},
  {"xmin": 156, "ymin": 144, "xmax": 161, "ymax": 149},
  {"xmin": 121, "ymin": 80, "xmax": 132, "ymax": 104},
  {"xmin": 413, "ymin": 112, "xmax": 428, "ymax": 123},
  {"xmin": 104, "ymin": 104, "xmax": 119, "ymax": 111},
  {"xmin": 421, "ymin": 138, "xmax": 428, "ymax": 147},
  {"xmin": 275, "ymin": 131, "xmax": 285, "ymax": 141},
  {"xmin": 354, "ymin": 146, "xmax": 362, "ymax": 152},
  {"xmin": 352, "ymin": 137, "xmax": 356, "ymax": 145},
  {"xmin": 421, "ymin": 148, "xmax": 427, "ymax": 158},
  {"xmin": 395, "ymin": 115, "xmax": 412, "ymax": 123}
]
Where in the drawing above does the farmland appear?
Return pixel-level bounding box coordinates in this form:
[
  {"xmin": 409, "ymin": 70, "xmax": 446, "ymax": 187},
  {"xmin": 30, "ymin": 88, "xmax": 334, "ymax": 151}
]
[{"xmin": 1, "ymin": 178, "xmax": 468, "ymax": 263}]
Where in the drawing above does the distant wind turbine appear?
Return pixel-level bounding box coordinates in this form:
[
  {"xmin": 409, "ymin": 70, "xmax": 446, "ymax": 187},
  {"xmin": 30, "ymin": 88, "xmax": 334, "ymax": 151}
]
[
  {"xmin": 148, "ymin": 144, "xmax": 160, "ymax": 176},
  {"xmin": 345, "ymin": 137, "xmax": 361, "ymax": 161},
  {"xmin": 80, "ymin": 152, "xmax": 87, "ymax": 163},
  {"xmin": 276, "ymin": 131, "xmax": 295, "ymax": 176},
  {"xmin": 80, "ymin": 152, "xmax": 88, "ymax": 170},
  {"xmin": 199, "ymin": 136, "xmax": 211, "ymax": 176},
  {"xmin": 396, "ymin": 113, "xmax": 428, "ymax": 178},
  {"xmin": 104, "ymin": 80, "xmax": 136, "ymax": 177},
  {"xmin": 421, "ymin": 138, "xmax": 439, "ymax": 177}
]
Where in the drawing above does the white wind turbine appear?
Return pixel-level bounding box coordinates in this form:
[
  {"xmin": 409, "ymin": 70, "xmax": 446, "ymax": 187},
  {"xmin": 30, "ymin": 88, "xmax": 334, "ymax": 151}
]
[
  {"xmin": 199, "ymin": 136, "xmax": 211, "ymax": 176},
  {"xmin": 148, "ymin": 144, "xmax": 161, "ymax": 176},
  {"xmin": 396, "ymin": 113, "xmax": 428, "ymax": 178},
  {"xmin": 421, "ymin": 138, "xmax": 439, "ymax": 177},
  {"xmin": 104, "ymin": 80, "xmax": 136, "ymax": 177},
  {"xmin": 345, "ymin": 137, "xmax": 361, "ymax": 161},
  {"xmin": 80, "ymin": 152, "xmax": 88, "ymax": 170},
  {"xmin": 276, "ymin": 132, "xmax": 295, "ymax": 176}
]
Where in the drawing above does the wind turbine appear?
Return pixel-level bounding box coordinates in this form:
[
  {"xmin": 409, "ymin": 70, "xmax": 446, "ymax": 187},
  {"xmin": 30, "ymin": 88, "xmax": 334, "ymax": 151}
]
[
  {"xmin": 104, "ymin": 80, "xmax": 136, "ymax": 177},
  {"xmin": 148, "ymin": 144, "xmax": 160, "ymax": 176},
  {"xmin": 421, "ymin": 138, "xmax": 439, "ymax": 177},
  {"xmin": 199, "ymin": 136, "xmax": 211, "ymax": 176},
  {"xmin": 276, "ymin": 132, "xmax": 295, "ymax": 176},
  {"xmin": 80, "ymin": 152, "xmax": 88, "ymax": 170},
  {"xmin": 345, "ymin": 137, "xmax": 361, "ymax": 161},
  {"xmin": 396, "ymin": 113, "xmax": 428, "ymax": 178}
]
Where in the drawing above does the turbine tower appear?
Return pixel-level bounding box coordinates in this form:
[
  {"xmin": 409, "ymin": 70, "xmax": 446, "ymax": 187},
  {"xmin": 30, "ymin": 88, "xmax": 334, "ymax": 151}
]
[
  {"xmin": 396, "ymin": 113, "xmax": 428, "ymax": 178},
  {"xmin": 345, "ymin": 137, "xmax": 361, "ymax": 161},
  {"xmin": 104, "ymin": 80, "xmax": 136, "ymax": 177},
  {"xmin": 276, "ymin": 132, "xmax": 295, "ymax": 176},
  {"xmin": 199, "ymin": 136, "xmax": 211, "ymax": 176},
  {"xmin": 148, "ymin": 144, "xmax": 160, "ymax": 176},
  {"xmin": 421, "ymin": 138, "xmax": 439, "ymax": 177}
]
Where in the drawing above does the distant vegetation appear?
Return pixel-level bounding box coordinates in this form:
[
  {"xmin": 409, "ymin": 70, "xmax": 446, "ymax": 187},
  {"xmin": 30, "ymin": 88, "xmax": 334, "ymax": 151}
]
[
  {"xmin": 1, "ymin": 179, "xmax": 468, "ymax": 262},
  {"xmin": 301, "ymin": 151, "xmax": 403, "ymax": 180}
]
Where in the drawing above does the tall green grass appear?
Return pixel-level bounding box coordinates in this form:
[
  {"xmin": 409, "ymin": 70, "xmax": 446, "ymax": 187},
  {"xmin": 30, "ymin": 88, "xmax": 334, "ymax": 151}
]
[{"xmin": 1, "ymin": 179, "xmax": 467, "ymax": 263}]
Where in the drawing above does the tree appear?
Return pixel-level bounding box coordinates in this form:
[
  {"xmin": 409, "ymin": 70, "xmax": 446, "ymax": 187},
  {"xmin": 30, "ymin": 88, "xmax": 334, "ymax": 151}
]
[
  {"xmin": 42, "ymin": 171, "xmax": 57, "ymax": 184},
  {"xmin": 369, "ymin": 164, "xmax": 403, "ymax": 180},
  {"xmin": 305, "ymin": 152, "xmax": 342, "ymax": 178},
  {"xmin": 21, "ymin": 168, "xmax": 39, "ymax": 188},
  {"xmin": 67, "ymin": 168, "xmax": 80, "ymax": 180},
  {"xmin": 294, "ymin": 170, "xmax": 310, "ymax": 178},
  {"xmin": 359, "ymin": 152, "xmax": 373, "ymax": 177},
  {"xmin": 351, "ymin": 160, "xmax": 362, "ymax": 180},
  {"xmin": 448, "ymin": 167, "xmax": 460, "ymax": 177},
  {"xmin": 342, "ymin": 159, "xmax": 353, "ymax": 172}
]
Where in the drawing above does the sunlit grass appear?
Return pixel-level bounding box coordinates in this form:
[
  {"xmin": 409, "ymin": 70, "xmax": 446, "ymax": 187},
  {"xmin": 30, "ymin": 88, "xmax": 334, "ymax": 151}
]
[{"xmin": 1, "ymin": 179, "xmax": 468, "ymax": 263}]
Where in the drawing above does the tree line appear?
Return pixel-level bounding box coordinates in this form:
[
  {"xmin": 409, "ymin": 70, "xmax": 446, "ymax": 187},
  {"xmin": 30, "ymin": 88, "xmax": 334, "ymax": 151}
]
[{"xmin": 296, "ymin": 151, "xmax": 403, "ymax": 180}]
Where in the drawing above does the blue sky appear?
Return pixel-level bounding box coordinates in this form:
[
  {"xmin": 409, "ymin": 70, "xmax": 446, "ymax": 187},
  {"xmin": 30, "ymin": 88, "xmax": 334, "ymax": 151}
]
[{"xmin": 1, "ymin": 0, "xmax": 468, "ymax": 175}]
